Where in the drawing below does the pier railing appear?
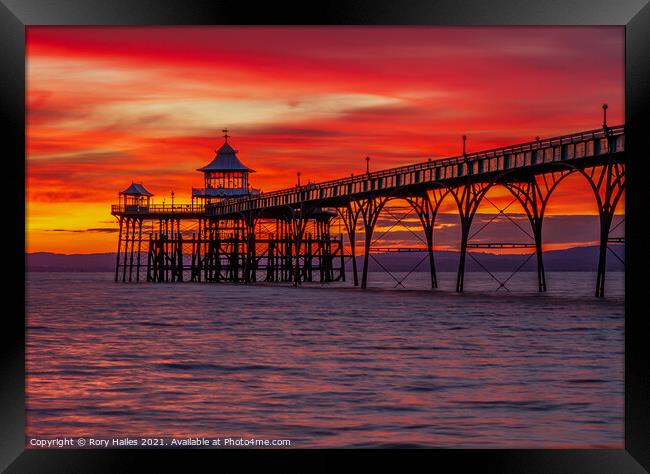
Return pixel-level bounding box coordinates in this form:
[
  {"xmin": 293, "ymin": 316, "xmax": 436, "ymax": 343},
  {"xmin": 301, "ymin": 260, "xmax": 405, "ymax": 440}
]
[
  {"xmin": 208, "ymin": 125, "xmax": 624, "ymax": 216},
  {"xmin": 111, "ymin": 204, "xmax": 205, "ymax": 215}
]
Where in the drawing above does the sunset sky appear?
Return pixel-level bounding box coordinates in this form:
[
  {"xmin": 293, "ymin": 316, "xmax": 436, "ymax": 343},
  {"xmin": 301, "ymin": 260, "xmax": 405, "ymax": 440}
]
[{"xmin": 26, "ymin": 27, "xmax": 624, "ymax": 254}]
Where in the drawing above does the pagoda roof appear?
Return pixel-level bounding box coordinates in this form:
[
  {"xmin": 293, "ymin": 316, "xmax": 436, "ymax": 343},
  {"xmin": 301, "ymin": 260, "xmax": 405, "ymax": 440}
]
[
  {"xmin": 197, "ymin": 141, "xmax": 255, "ymax": 173},
  {"xmin": 119, "ymin": 182, "xmax": 153, "ymax": 196}
]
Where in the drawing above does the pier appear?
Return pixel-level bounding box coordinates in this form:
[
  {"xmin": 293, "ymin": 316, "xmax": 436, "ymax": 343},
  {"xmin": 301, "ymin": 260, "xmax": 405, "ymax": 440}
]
[{"xmin": 112, "ymin": 110, "xmax": 625, "ymax": 296}]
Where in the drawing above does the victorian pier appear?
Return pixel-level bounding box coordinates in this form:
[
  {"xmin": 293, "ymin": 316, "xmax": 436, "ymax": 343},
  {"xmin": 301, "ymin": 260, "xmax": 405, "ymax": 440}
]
[{"xmin": 112, "ymin": 109, "xmax": 625, "ymax": 296}]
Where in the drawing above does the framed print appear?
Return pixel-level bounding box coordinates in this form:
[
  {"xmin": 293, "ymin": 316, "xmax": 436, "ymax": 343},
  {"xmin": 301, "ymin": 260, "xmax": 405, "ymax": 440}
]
[{"xmin": 2, "ymin": 0, "xmax": 649, "ymax": 472}]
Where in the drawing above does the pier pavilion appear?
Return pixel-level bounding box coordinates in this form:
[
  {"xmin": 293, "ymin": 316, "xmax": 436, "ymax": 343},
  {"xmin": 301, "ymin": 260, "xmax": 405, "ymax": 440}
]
[{"xmin": 112, "ymin": 132, "xmax": 344, "ymax": 285}]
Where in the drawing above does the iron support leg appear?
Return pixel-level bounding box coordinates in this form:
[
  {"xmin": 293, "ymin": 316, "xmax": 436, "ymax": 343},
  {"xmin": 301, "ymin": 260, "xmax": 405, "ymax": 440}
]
[{"xmin": 456, "ymin": 224, "xmax": 469, "ymax": 293}]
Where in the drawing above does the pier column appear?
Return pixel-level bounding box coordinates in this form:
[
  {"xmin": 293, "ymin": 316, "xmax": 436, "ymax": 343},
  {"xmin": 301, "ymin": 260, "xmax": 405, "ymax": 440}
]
[
  {"xmin": 190, "ymin": 231, "xmax": 197, "ymax": 281},
  {"xmin": 135, "ymin": 219, "xmax": 143, "ymax": 282},
  {"xmin": 176, "ymin": 229, "xmax": 184, "ymax": 282},
  {"xmin": 128, "ymin": 217, "xmax": 137, "ymax": 282},
  {"xmin": 580, "ymin": 159, "xmax": 625, "ymax": 297},
  {"xmin": 122, "ymin": 218, "xmax": 131, "ymax": 282},
  {"xmin": 533, "ymin": 223, "xmax": 545, "ymax": 293},
  {"xmin": 337, "ymin": 202, "xmax": 361, "ymax": 286},
  {"xmin": 213, "ymin": 220, "xmax": 222, "ymax": 282},
  {"xmin": 450, "ymin": 181, "xmax": 492, "ymax": 292},
  {"xmin": 114, "ymin": 217, "xmax": 124, "ymax": 282},
  {"xmin": 321, "ymin": 218, "xmax": 336, "ymax": 282},
  {"xmin": 146, "ymin": 232, "xmax": 153, "ymax": 282},
  {"xmin": 406, "ymin": 188, "xmax": 450, "ymax": 289},
  {"xmin": 288, "ymin": 204, "xmax": 313, "ymax": 286},
  {"xmin": 357, "ymin": 195, "xmax": 390, "ymax": 289},
  {"xmin": 242, "ymin": 212, "xmax": 258, "ymax": 283},
  {"xmin": 505, "ymin": 170, "xmax": 573, "ymax": 293}
]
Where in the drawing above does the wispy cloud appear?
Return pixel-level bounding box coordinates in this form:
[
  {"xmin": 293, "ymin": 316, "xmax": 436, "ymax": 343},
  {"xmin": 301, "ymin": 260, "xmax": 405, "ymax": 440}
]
[{"xmin": 45, "ymin": 227, "xmax": 118, "ymax": 234}]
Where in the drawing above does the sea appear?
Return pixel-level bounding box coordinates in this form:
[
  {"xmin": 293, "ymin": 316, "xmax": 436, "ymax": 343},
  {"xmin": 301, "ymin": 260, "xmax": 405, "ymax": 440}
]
[{"xmin": 26, "ymin": 271, "xmax": 624, "ymax": 448}]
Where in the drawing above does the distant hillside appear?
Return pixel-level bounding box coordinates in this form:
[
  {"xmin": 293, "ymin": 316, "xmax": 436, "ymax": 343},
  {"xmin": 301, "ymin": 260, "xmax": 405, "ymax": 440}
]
[
  {"xmin": 355, "ymin": 245, "xmax": 624, "ymax": 272},
  {"xmin": 26, "ymin": 245, "xmax": 624, "ymax": 272},
  {"xmin": 27, "ymin": 252, "xmax": 116, "ymax": 272}
]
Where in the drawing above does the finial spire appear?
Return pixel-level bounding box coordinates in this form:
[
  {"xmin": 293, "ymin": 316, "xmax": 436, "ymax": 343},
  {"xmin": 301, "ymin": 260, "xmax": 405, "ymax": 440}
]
[{"xmin": 222, "ymin": 128, "xmax": 230, "ymax": 143}]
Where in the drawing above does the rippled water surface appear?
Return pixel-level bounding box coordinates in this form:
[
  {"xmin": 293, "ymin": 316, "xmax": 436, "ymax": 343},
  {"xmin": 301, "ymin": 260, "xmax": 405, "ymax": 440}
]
[{"xmin": 26, "ymin": 271, "xmax": 624, "ymax": 448}]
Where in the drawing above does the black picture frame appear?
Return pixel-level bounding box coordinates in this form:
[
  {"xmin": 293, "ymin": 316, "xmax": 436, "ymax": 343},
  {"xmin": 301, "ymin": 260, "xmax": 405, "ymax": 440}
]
[{"xmin": 2, "ymin": 0, "xmax": 649, "ymax": 471}]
